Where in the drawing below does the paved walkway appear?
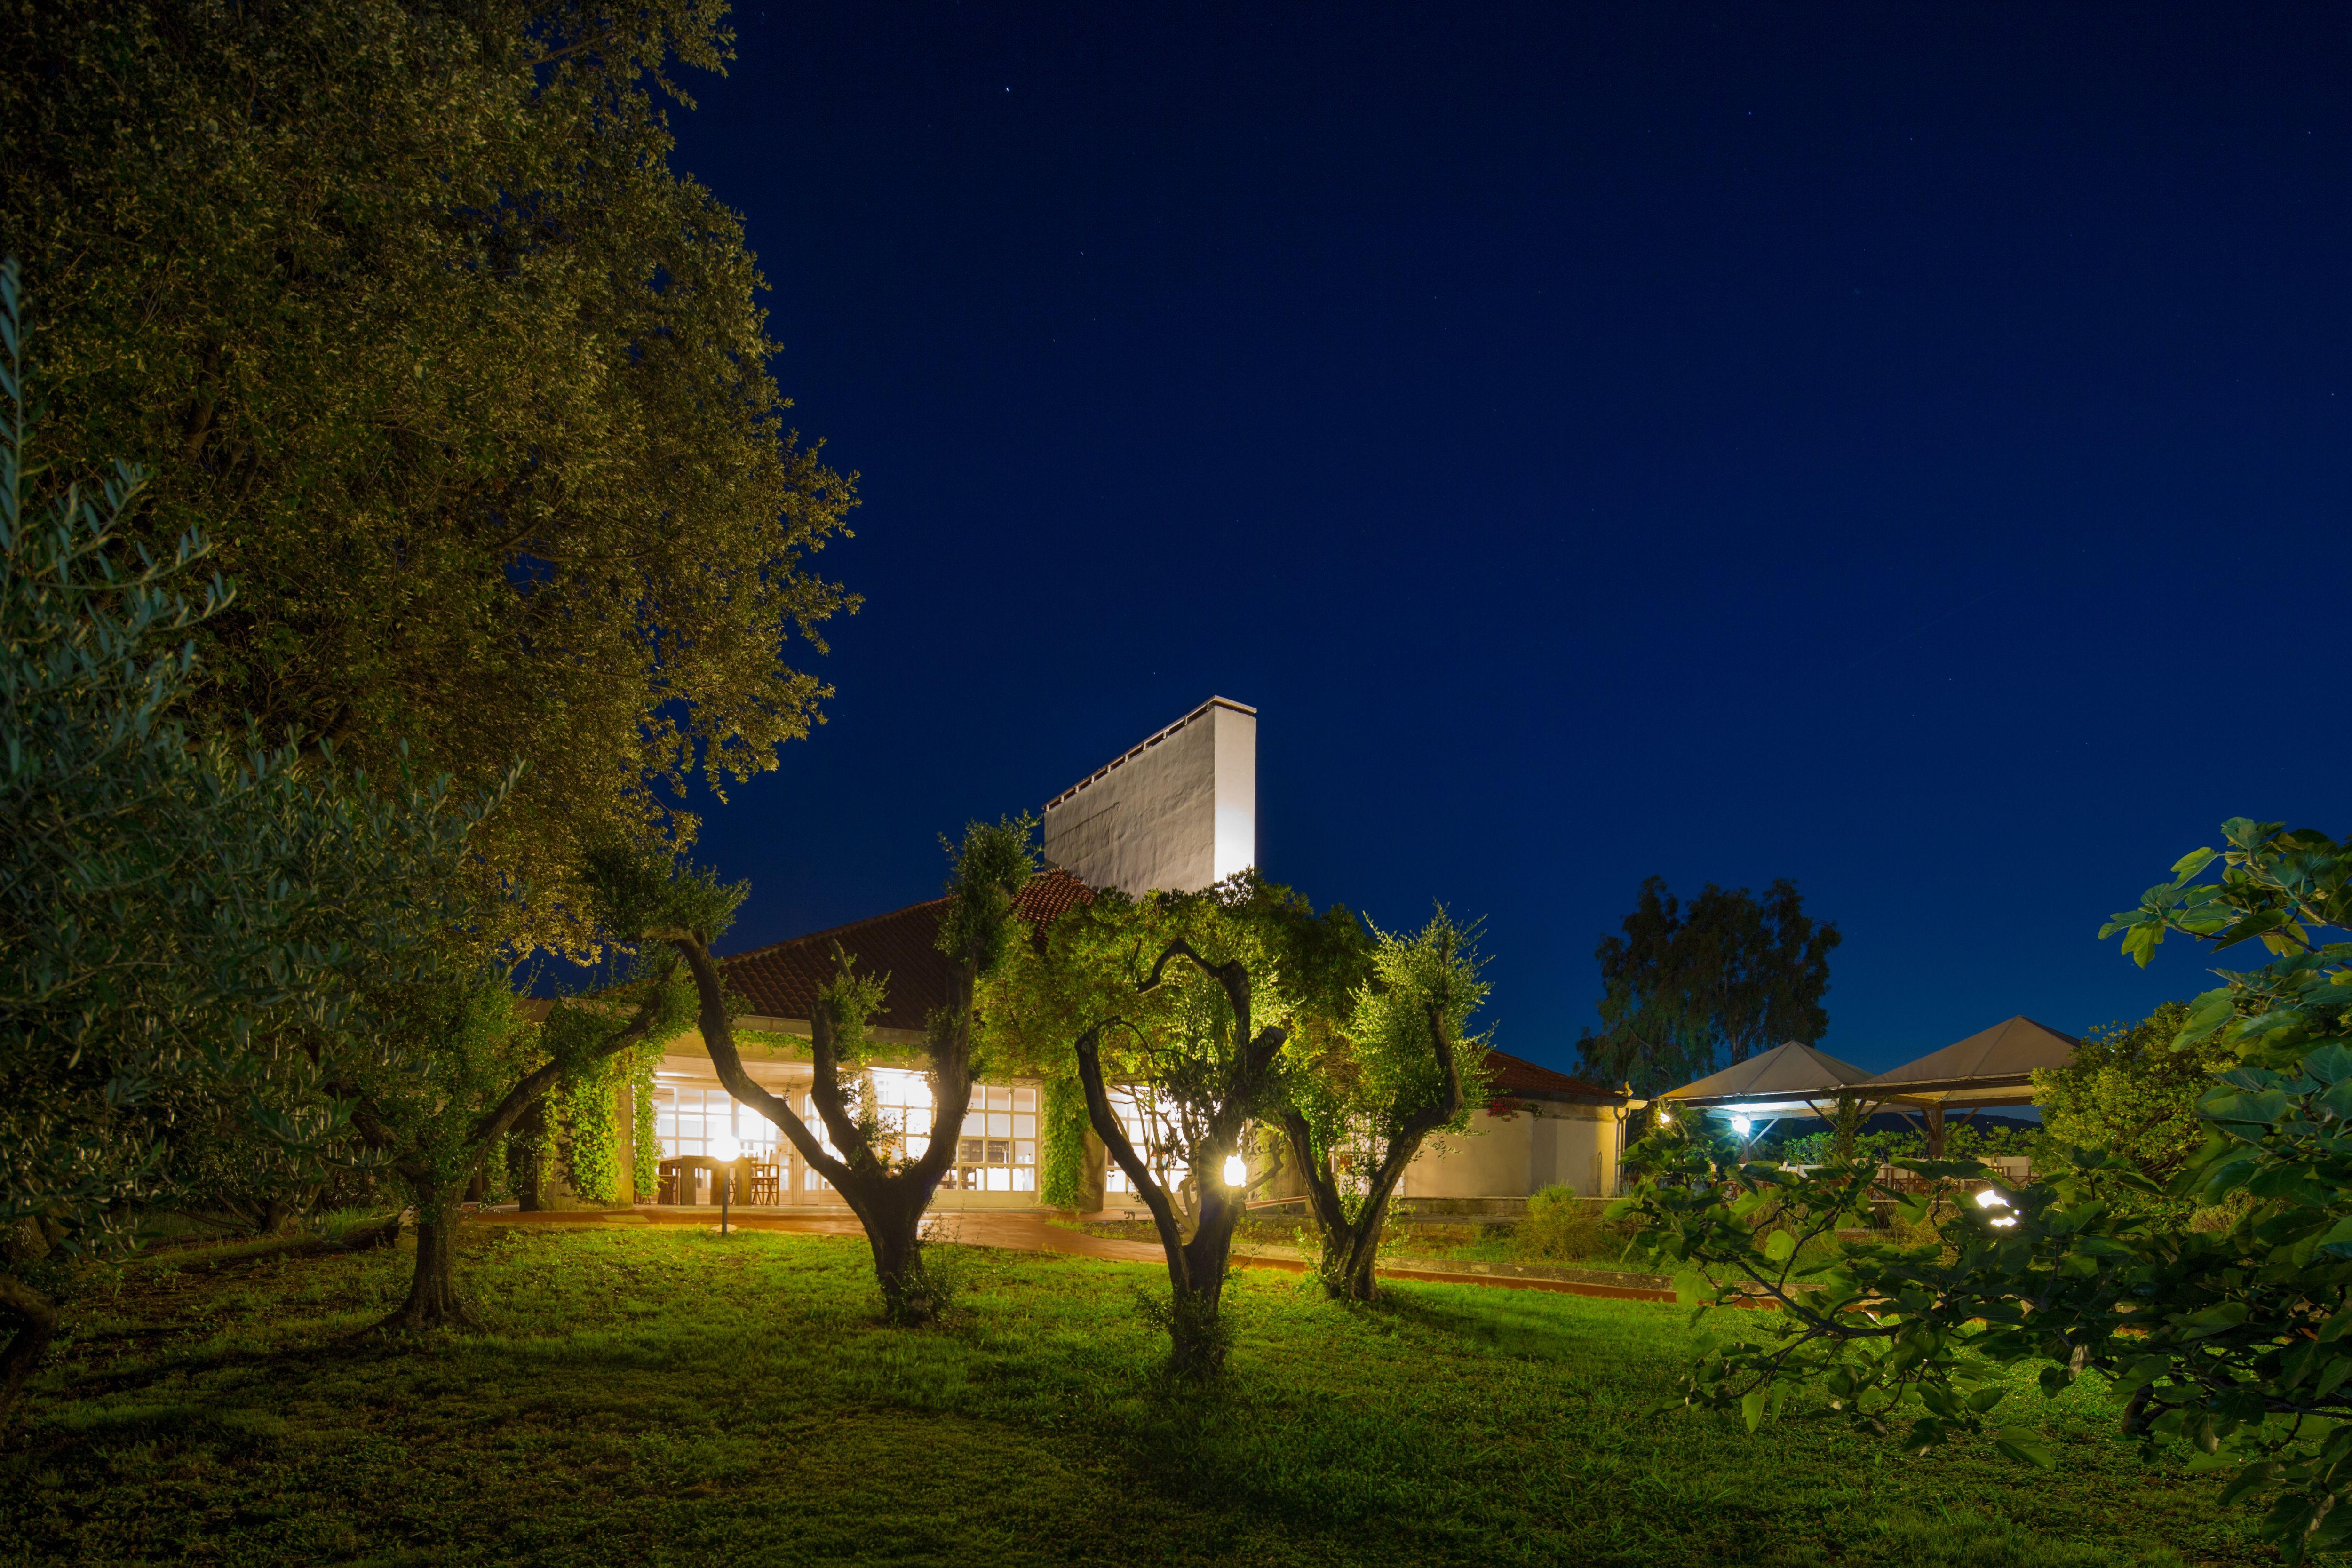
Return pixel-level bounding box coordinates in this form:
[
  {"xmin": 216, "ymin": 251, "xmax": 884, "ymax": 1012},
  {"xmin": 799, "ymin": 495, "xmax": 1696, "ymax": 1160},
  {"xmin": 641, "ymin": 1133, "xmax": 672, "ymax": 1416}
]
[{"xmin": 469, "ymin": 1206, "xmax": 1678, "ymax": 1305}]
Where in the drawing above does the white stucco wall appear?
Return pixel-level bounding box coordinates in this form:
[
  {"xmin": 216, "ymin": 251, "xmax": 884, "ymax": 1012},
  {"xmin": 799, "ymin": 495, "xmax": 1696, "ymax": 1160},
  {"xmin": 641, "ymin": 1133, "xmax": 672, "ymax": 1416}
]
[
  {"xmin": 1042, "ymin": 697, "xmax": 1257, "ymax": 896},
  {"xmin": 1401, "ymin": 1103, "xmax": 1625, "ymax": 1199}
]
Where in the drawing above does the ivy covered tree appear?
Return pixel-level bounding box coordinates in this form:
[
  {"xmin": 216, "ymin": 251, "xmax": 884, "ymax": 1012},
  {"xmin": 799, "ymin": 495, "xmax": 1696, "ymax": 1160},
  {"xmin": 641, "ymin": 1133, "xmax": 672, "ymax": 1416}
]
[
  {"xmin": 2, "ymin": 0, "xmax": 859, "ymax": 955},
  {"xmin": 1613, "ymin": 819, "xmax": 2352, "ymax": 1562},
  {"xmin": 1280, "ymin": 910, "xmax": 1494, "ymax": 1301}
]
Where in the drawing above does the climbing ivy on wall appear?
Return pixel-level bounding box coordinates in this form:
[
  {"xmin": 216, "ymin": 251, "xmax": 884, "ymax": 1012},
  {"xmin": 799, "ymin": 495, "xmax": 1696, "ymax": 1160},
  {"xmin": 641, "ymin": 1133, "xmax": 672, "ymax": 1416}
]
[
  {"xmin": 1038, "ymin": 1074, "xmax": 1090, "ymax": 1211},
  {"xmin": 631, "ymin": 1047, "xmax": 660, "ymax": 1201},
  {"xmin": 480, "ymin": 1133, "xmax": 514, "ymax": 1205},
  {"xmin": 557, "ymin": 1059, "xmax": 621, "ymax": 1206}
]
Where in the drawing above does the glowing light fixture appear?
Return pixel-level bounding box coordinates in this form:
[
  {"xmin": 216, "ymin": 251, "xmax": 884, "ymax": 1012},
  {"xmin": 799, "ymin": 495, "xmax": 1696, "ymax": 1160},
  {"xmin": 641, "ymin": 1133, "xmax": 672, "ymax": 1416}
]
[
  {"xmin": 1223, "ymin": 1154, "xmax": 1248, "ymax": 1187},
  {"xmin": 1731, "ymin": 1116, "xmax": 1752, "ymax": 1137},
  {"xmin": 711, "ymin": 1133, "xmax": 741, "ymax": 1165},
  {"xmin": 1657, "ymin": 1111, "xmax": 1673, "ymax": 1126},
  {"xmin": 1975, "ymin": 1187, "xmax": 2019, "ymax": 1228}
]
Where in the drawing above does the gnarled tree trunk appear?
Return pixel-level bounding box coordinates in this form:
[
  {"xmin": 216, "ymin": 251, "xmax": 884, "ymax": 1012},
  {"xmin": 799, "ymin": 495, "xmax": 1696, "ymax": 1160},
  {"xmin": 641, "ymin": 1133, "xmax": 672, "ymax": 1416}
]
[
  {"xmin": 0, "ymin": 1274, "xmax": 59, "ymax": 1425},
  {"xmin": 1284, "ymin": 998, "xmax": 1466, "ymax": 1302},
  {"xmin": 384, "ymin": 1178, "xmax": 475, "ymax": 1331},
  {"xmin": 675, "ymin": 936, "xmax": 979, "ymax": 1326},
  {"xmin": 1071, "ymin": 939, "xmax": 1289, "ymax": 1377}
]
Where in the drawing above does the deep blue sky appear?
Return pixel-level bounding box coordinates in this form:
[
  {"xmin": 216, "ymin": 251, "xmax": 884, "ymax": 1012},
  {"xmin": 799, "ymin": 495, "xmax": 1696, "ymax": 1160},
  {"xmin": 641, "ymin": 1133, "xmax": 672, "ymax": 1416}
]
[{"xmin": 662, "ymin": 3, "xmax": 2351, "ymax": 1077}]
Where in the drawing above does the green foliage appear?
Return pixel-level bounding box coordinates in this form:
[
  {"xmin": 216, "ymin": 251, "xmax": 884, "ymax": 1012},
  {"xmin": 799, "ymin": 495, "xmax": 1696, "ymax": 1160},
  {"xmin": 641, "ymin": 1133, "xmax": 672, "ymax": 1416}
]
[
  {"xmin": 1577, "ymin": 876, "xmax": 1840, "ymax": 1095},
  {"xmin": 0, "ymin": 259, "xmax": 486, "ymax": 1264},
  {"xmin": 555, "ymin": 1060, "xmax": 621, "ymax": 1207},
  {"xmin": 1037, "ymin": 1075, "xmax": 1090, "ymax": 1211},
  {"xmin": 631, "ymin": 1051, "xmax": 661, "ymax": 1202},
  {"xmin": 1619, "ymin": 819, "xmax": 2352, "ymax": 1562},
  {"xmin": 1771, "ymin": 1121, "xmax": 2043, "ymax": 1169},
  {"xmin": 2032, "ymin": 1001, "xmax": 2228, "ymax": 1214},
  {"xmin": 935, "ymin": 814, "xmax": 1038, "ymax": 978},
  {"xmin": 1513, "ymin": 1187, "xmax": 1637, "ymax": 1263},
  {"xmin": 4, "ymin": 0, "xmax": 859, "ymax": 956},
  {"xmin": 1287, "ymin": 910, "xmax": 1495, "ymax": 1228}
]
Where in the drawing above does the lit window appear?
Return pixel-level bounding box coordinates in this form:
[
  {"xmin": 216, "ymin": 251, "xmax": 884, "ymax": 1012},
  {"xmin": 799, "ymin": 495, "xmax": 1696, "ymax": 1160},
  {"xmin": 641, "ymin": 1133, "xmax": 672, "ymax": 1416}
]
[
  {"xmin": 659, "ymin": 1083, "xmax": 786, "ymax": 1161},
  {"xmin": 1100, "ymin": 1087, "xmax": 1181, "ymax": 1196},
  {"xmin": 947, "ymin": 1082, "xmax": 1040, "ymax": 1194}
]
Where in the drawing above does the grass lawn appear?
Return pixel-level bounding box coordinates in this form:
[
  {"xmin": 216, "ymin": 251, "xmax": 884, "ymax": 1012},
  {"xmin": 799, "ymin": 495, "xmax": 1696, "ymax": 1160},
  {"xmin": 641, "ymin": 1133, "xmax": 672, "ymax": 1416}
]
[{"xmin": 0, "ymin": 1225, "xmax": 2265, "ymax": 1567}]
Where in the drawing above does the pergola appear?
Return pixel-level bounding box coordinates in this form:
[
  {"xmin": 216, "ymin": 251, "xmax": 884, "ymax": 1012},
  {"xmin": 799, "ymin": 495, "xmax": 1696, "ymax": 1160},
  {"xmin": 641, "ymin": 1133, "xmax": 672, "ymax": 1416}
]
[
  {"xmin": 1656, "ymin": 1040, "xmax": 1883, "ymax": 1151},
  {"xmin": 1866, "ymin": 1015, "xmax": 2080, "ymax": 1156},
  {"xmin": 1657, "ymin": 1016, "xmax": 2082, "ymax": 1158}
]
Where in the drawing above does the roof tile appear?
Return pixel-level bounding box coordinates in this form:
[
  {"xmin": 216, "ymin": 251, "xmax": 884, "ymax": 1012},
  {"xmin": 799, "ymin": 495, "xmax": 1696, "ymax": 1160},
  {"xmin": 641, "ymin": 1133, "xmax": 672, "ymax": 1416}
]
[{"xmin": 720, "ymin": 868, "xmax": 1093, "ymax": 1033}]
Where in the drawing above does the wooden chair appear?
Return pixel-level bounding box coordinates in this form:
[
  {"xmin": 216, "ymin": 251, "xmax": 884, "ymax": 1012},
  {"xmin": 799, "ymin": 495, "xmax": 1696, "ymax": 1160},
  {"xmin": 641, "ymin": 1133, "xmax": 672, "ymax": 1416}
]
[{"xmin": 750, "ymin": 1162, "xmax": 781, "ymax": 1204}]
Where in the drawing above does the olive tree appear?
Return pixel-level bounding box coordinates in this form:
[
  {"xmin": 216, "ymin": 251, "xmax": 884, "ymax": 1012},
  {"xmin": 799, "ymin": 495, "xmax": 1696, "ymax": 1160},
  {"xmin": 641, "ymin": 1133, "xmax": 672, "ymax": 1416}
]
[
  {"xmin": 641, "ymin": 820, "xmax": 1035, "ymax": 1323},
  {"xmin": 335, "ymin": 954, "xmax": 695, "ymax": 1330},
  {"xmin": 5, "ymin": 0, "xmax": 859, "ymax": 956},
  {"xmin": 1017, "ymin": 876, "xmax": 1298, "ymax": 1375},
  {"xmin": 1281, "ymin": 910, "xmax": 1494, "ymax": 1301},
  {"xmin": 0, "ymin": 262, "xmax": 483, "ymax": 1409}
]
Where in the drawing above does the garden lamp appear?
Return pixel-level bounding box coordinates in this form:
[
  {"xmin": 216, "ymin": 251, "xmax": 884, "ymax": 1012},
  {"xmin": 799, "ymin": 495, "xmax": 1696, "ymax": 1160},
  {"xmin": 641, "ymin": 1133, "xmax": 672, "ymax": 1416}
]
[
  {"xmin": 1222, "ymin": 1153, "xmax": 1247, "ymax": 1188},
  {"xmin": 711, "ymin": 1134, "xmax": 740, "ymax": 1234}
]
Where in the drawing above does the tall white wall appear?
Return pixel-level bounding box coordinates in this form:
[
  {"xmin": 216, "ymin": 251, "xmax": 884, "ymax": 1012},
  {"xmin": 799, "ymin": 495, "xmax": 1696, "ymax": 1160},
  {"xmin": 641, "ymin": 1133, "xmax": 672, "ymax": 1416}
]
[{"xmin": 1043, "ymin": 697, "xmax": 1256, "ymax": 896}]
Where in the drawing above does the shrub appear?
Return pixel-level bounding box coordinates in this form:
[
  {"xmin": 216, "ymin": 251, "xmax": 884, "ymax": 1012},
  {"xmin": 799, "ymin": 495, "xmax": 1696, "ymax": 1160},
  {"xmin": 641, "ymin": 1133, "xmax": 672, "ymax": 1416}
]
[{"xmin": 1512, "ymin": 1186, "xmax": 1633, "ymax": 1262}]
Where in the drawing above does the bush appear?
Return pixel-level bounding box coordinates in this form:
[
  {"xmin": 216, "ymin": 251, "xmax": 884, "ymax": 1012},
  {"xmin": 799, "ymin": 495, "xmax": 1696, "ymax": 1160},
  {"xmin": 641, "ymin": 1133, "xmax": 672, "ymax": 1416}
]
[{"xmin": 1511, "ymin": 1187, "xmax": 1634, "ymax": 1263}]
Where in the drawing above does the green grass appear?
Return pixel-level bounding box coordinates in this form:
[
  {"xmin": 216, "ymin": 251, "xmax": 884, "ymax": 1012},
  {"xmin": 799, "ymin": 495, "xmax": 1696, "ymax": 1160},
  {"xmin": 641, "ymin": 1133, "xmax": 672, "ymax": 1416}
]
[{"xmin": 0, "ymin": 1225, "xmax": 2265, "ymax": 1566}]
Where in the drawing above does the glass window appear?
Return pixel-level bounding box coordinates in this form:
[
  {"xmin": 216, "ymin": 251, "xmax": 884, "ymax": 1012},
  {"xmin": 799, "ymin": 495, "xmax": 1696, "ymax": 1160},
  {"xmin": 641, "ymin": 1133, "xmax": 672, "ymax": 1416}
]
[
  {"xmin": 1101, "ymin": 1087, "xmax": 1180, "ymax": 1196},
  {"xmin": 658, "ymin": 1083, "xmax": 786, "ymax": 1161},
  {"xmin": 946, "ymin": 1082, "xmax": 1042, "ymax": 1194}
]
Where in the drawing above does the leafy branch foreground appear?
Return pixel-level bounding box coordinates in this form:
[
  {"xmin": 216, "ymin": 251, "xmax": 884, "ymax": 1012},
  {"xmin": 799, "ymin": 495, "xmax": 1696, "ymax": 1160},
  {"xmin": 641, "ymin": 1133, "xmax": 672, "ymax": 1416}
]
[
  {"xmin": 0, "ymin": 1226, "xmax": 2253, "ymax": 1566},
  {"xmin": 1618, "ymin": 819, "xmax": 2352, "ymax": 1560}
]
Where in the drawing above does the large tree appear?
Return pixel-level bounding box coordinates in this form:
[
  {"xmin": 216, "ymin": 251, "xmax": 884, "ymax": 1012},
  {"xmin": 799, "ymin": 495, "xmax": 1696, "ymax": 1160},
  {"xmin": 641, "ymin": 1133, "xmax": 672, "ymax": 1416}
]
[
  {"xmin": 0, "ymin": 0, "xmax": 858, "ymax": 953},
  {"xmin": 1577, "ymin": 876, "xmax": 1839, "ymax": 1094},
  {"xmin": 0, "ymin": 269, "xmax": 483, "ymax": 1409},
  {"xmin": 1005, "ymin": 875, "xmax": 1299, "ymax": 1375}
]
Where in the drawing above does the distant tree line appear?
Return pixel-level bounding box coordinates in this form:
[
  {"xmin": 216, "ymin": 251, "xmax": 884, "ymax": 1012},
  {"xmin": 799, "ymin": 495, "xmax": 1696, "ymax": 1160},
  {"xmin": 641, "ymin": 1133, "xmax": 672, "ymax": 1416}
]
[{"xmin": 1576, "ymin": 875, "xmax": 1840, "ymax": 1095}]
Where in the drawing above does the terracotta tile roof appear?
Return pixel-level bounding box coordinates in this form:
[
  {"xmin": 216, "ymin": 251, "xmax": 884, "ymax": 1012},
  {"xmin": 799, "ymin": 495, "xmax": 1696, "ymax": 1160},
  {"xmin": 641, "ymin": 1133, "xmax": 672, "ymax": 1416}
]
[
  {"xmin": 1484, "ymin": 1049, "xmax": 1623, "ymax": 1102},
  {"xmin": 719, "ymin": 868, "xmax": 1094, "ymax": 1034}
]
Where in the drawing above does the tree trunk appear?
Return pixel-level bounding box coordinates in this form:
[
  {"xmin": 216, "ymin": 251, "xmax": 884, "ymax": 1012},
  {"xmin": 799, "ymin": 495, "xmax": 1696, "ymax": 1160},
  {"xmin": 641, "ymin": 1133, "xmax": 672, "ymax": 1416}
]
[
  {"xmin": 0, "ymin": 1274, "xmax": 59, "ymax": 1425},
  {"xmin": 383, "ymin": 1180, "xmax": 475, "ymax": 1331},
  {"xmin": 1283, "ymin": 1111, "xmax": 1433, "ymax": 1303},
  {"xmin": 858, "ymin": 1183, "xmax": 937, "ymax": 1325}
]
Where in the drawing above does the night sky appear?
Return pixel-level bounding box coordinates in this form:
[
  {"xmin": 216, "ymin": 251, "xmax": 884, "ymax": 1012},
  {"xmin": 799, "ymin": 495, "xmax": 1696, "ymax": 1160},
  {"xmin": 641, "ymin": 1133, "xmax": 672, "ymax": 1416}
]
[{"xmin": 659, "ymin": 4, "xmax": 2352, "ymax": 1077}]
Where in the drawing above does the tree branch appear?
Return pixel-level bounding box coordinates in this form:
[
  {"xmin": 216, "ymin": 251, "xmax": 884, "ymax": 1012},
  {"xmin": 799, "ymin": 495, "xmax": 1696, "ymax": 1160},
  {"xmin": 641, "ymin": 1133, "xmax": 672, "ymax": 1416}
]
[{"xmin": 672, "ymin": 935, "xmax": 858, "ymax": 1194}]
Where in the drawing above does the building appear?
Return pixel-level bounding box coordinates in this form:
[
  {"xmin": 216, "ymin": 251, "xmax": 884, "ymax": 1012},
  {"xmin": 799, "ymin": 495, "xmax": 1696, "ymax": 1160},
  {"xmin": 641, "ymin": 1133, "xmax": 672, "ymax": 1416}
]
[{"xmin": 637, "ymin": 697, "xmax": 1634, "ymax": 1211}]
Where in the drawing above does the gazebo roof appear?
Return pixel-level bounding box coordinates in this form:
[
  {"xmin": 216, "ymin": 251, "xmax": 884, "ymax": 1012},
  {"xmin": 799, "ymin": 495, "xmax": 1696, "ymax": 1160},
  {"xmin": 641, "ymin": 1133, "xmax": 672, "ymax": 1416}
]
[
  {"xmin": 1868, "ymin": 1015, "xmax": 2078, "ymax": 1101},
  {"xmin": 1660, "ymin": 1041, "xmax": 1875, "ymax": 1111}
]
